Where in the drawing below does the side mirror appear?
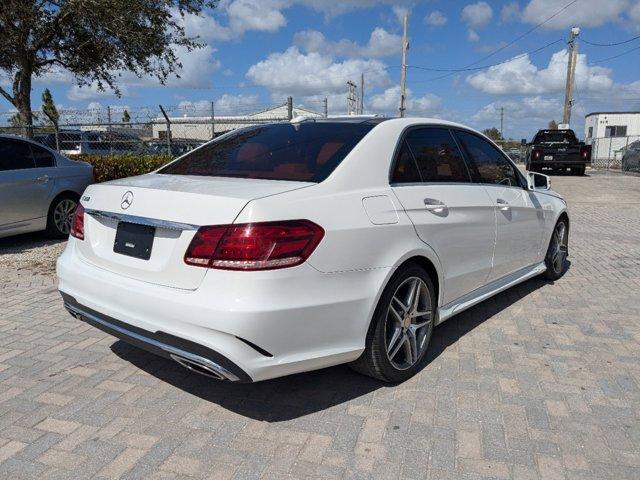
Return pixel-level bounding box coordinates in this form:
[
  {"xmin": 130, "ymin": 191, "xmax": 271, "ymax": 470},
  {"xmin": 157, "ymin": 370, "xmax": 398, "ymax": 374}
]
[{"xmin": 527, "ymin": 171, "xmax": 550, "ymax": 191}]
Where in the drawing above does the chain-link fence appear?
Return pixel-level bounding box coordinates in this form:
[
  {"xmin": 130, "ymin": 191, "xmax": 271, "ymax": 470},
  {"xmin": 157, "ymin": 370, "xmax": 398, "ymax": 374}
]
[
  {"xmin": 0, "ymin": 97, "xmax": 327, "ymax": 157},
  {"xmin": 588, "ymin": 135, "xmax": 640, "ymax": 171}
]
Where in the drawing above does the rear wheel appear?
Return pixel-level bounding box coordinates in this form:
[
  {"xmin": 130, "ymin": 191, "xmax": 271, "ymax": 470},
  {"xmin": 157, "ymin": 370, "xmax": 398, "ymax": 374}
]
[
  {"xmin": 350, "ymin": 264, "xmax": 435, "ymax": 382},
  {"xmin": 544, "ymin": 219, "xmax": 569, "ymax": 280},
  {"xmin": 46, "ymin": 194, "xmax": 78, "ymax": 238}
]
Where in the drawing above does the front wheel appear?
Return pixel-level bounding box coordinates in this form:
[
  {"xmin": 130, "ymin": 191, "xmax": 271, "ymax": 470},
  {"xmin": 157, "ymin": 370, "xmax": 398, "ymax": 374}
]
[
  {"xmin": 350, "ymin": 264, "xmax": 436, "ymax": 382},
  {"xmin": 544, "ymin": 219, "xmax": 569, "ymax": 280}
]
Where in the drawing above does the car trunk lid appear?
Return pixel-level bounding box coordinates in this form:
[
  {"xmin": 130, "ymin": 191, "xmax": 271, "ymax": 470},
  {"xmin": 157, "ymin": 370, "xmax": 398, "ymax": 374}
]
[{"xmin": 75, "ymin": 174, "xmax": 312, "ymax": 289}]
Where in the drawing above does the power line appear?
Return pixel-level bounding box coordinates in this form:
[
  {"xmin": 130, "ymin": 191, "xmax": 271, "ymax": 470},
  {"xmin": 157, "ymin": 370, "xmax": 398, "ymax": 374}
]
[
  {"xmin": 408, "ymin": 39, "xmax": 564, "ymax": 73},
  {"xmin": 579, "ymin": 34, "xmax": 640, "ymax": 47},
  {"xmin": 463, "ymin": 0, "xmax": 578, "ymax": 68},
  {"xmin": 590, "ymin": 44, "xmax": 640, "ymax": 64}
]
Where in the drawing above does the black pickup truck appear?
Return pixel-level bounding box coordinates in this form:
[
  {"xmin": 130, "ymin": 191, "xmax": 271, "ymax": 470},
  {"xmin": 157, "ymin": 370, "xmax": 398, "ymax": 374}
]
[{"xmin": 525, "ymin": 129, "xmax": 591, "ymax": 176}]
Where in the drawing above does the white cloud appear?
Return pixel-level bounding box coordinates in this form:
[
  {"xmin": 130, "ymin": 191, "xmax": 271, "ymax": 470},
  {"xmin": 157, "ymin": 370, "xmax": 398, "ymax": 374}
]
[
  {"xmin": 293, "ymin": 28, "xmax": 401, "ymax": 58},
  {"xmin": 462, "ymin": 2, "xmax": 493, "ymax": 28},
  {"xmin": 473, "ymin": 96, "xmax": 561, "ymax": 123},
  {"xmin": 67, "ymin": 82, "xmax": 125, "ymax": 101},
  {"xmin": 466, "ymin": 49, "xmax": 613, "ymax": 95},
  {"xmin": 392, "ymin": 5, "xmax": 410, "ymax": 23},
  {"xmin": 177, "ymin": 94, "xmax": 260, "ymax": 116},
  {"xmin": 369, "ymin": 86, "xmax": 441, "ymax": 115},
  {"xmin": 522, "ymin": 0, "xmax": 629, "ymax": 29},
  {"xmin": 501, "ymin": 2, "xmax": 520, "ymax": 22},
  {"xmin": 425, "ymin": 10, "xmax": 447, "ymax": 27},
  {"xmin": 245, "ymin": 46, "xmax": 391, "ymax": 96},
  {"xmin": 630, "ymin": 1, "xmax": 640, "ymax": 23},
  {"xmin": 468, "ymin": 29, "xmax": 480, "ymax": 42}
]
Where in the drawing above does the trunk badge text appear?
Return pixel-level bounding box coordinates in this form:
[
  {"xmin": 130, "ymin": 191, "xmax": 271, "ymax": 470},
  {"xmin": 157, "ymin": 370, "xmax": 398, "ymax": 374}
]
[{"xmin": 121, "ymin": 191, "xmax": 134, "ymax": 210}]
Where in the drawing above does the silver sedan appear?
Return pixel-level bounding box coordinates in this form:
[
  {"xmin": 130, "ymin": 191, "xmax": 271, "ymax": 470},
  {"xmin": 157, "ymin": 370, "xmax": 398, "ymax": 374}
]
[{"xmin": 0, "ymin": 134, "xmax": 93, "ymax": 239}]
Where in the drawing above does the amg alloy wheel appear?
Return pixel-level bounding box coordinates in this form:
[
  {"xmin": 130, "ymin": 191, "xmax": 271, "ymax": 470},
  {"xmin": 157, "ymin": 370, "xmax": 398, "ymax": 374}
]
[
  {"xmin": 385, "ymin": 277, "xmax": 432, "ymax": 370},
  {"xmin": 350, "ymin": 264, "xmax": 435, "ymax": 382},
  {"xmin": 544, "ymin": 219, "xmax": 568, "ymax": 280}
]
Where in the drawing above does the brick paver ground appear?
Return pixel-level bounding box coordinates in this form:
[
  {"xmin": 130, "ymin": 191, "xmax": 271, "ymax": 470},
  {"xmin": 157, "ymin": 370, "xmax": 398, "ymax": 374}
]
[{"xmin": 1, "ymin": 171, "xmax": 639, "ymax": 479}]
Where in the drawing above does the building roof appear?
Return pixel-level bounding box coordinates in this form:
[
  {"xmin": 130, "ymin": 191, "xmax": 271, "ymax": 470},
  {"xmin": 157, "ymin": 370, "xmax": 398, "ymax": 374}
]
[{"xmin": 585, "ymin": 111, "xmax": 640, "ymax": 118}]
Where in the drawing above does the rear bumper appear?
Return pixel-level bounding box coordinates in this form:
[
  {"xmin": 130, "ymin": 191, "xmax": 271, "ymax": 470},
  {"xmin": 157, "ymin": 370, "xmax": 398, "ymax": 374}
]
[
  {"xmin": 57, "ymin": 240, "xmax": 389, "ymax": 382},
  {"xmin": 61, "ymin": 292, "xmax": 250, "ymax": 382}
]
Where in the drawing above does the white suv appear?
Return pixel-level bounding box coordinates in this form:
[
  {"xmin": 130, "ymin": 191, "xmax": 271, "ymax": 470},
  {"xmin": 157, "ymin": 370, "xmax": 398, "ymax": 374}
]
[{"xmin": 57, "ymin": 118, "xmax": 568, "ymax": 383}]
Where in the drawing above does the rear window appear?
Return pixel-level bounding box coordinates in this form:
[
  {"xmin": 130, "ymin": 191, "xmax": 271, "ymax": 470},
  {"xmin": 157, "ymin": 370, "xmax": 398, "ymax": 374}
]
[
  {"xmin": 158, "ymin": 122, "xmax": 375, "ymax": 182},
  {"xmin": 533, "ymin": 130, "xmax": 577, "ymax": 144}
]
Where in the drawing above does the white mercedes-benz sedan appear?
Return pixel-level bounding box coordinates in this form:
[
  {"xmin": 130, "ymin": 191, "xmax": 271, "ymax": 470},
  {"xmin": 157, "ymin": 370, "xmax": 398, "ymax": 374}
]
[{"xmin": 57, "ymin": 118, "xmax": 569, "ymax": 383}]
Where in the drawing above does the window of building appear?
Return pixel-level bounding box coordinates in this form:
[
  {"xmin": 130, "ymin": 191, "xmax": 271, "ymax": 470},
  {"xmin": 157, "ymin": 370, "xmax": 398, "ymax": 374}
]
[{"xmin": 605, "ymin": 125, "xmax": 627, "ymax": 137}]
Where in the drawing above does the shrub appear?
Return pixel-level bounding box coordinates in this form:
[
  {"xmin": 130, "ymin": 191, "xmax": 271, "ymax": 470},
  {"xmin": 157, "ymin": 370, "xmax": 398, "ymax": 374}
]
[{"xmin": 70, "ymin": 154, "xmax": 174, "ymax": 183}]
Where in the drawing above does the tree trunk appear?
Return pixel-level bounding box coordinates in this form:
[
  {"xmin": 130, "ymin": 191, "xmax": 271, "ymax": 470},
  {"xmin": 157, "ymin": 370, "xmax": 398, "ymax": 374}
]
[{"xmin": 13, "ymin": 69, "xmax": 33, "ymax": 138}]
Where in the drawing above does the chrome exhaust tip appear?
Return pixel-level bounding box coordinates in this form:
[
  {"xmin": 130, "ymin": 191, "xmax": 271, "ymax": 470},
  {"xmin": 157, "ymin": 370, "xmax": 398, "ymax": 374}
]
[{"xmin": 169, "ymin": 353, "xmax": 232, "ymax": 381}]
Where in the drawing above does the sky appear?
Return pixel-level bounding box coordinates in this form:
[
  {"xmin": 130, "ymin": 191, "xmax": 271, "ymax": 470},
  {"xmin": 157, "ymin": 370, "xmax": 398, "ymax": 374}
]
[{"xmin": 2, "ymin": 0, "xmax": 640, "ymax": 139}]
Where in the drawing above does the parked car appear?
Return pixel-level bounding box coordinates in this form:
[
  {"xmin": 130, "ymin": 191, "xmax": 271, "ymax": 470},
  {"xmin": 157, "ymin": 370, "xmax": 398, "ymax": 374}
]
[
  {"xmin": 0, "ymin": 134, "xmax": 93, "ymax": 238},
  {"xmin": 622, "ymin": 140, "xmax": 640, "ymax": 173},
  {"xmin": 57, "ymin": 118, "xmax": 569, "ymax": 383},
  {"xmin": 526, "ymin": 129, "xmax": 590, "ymax": 175},
  {"xmin": 35, "ymin": 129, "xmax": 144, "ymax": 156}
]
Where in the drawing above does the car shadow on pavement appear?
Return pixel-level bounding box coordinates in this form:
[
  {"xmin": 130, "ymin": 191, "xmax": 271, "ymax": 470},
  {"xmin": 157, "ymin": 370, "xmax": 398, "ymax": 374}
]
[
  {"xmin": 0, "ymin": 231, "xmax": 65, "ymax": 253},
  {"xmin": 110, "ymin": 275, "xmax": 553, "ymax": 422}
]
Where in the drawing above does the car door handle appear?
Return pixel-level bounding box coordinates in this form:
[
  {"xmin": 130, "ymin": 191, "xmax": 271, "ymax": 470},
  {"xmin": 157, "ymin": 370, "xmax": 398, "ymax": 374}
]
[
  {"xmin": 496, "ymin": 198, "xmax": 510, "ymax": 210},
  {"xmin": 36, "ymin": 175, "xmax": 49, "ymax": 184},
  {"xmin": 423, "ymin": 198, "xmax": 447, "ymax": 212}
]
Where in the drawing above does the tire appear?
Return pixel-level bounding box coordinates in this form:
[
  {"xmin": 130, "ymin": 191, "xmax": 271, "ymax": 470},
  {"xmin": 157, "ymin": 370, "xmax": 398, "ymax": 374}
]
[
  {"xmin": 46, "ymin": 194, "xmax": 79, "ymax": 238},
  {"xmin": 350, "ymin": 263, "xmax": 436, "ymax": 382},
  {"xmin": 570, "ymin": 165, "xmax": 585, "ymax": 176},
  {"xmin": 543, "ymin": 218, "xmax": 569, "ymax": 281}
]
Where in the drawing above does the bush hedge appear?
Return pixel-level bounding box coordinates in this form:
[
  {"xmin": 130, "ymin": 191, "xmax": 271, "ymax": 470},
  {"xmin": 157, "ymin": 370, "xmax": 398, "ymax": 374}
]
[{"xmin": 70, "ymin": 154, "xmax": 174, "ymax": 183}]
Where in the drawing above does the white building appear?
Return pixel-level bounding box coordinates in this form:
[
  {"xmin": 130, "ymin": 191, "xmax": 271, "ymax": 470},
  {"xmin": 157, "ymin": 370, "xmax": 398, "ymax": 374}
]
[
  {"xmin": 152, "ymin": 103, "xmax": 323, "ymax": 141},
  {"xmin": 584, "ymin": 111, "xmax": 640, "ymax": 160}
]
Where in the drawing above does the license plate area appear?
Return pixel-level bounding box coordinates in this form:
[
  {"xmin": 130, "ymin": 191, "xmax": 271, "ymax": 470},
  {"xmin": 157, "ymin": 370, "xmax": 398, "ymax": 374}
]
[
  {"xmin": 544, "ymin": 155, "xmax": 553, "ymax": 161},
  {"xmin": 113, "ymin": 222, "xmax": 155, "ymax": 260}
]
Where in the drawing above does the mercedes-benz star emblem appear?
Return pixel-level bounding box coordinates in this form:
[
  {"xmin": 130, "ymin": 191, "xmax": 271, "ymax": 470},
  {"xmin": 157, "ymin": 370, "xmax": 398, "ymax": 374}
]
[{"xmin": 121, "ymin": 191, "xmax": 134, "ymax": 210}]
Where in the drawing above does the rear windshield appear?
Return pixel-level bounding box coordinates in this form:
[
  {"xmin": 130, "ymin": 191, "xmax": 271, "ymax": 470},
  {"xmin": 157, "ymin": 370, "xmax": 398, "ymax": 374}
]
[
  {"xmin": 533, "ymin": 130, "xmax": 577, "ymax": 144},
  {"xmin": 158, "ymin": 122, "xmax": 375, "ymax": 182}
]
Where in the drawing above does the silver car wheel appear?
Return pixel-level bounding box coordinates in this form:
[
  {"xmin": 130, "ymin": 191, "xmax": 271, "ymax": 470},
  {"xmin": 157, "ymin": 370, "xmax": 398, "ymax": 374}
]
[
  {"xmin": 385, "ymin": 276, "xmax": 433, "ymax": 371},
  {"xmin": 551, "ymin": 222, "xmax": 568, "ymax": 274},
  {"xmin": 53, "ymin": 199, "xmax": 77, "ymax": 235}
]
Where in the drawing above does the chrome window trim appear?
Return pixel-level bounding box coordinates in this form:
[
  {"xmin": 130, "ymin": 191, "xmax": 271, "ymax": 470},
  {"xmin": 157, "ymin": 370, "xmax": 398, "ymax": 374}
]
[{"xmin": 85, "ymin": 209, "xmax": 199, "ymax": 231}]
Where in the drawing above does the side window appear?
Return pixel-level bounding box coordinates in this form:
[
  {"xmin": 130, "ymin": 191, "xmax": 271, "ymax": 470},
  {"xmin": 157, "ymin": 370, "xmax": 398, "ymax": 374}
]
[
  {"xmin": 405, "ymin": 128, "xmax": 471, "ymax": 183},
  {"xmin": 30, "ymin": 144, "xmax": 56, "ymax": 168},
  {"xmin": 456, "ymin": 131, "xmax": 520, "ymax": 187},
  {"xmin": 0, "ymin": 139, "xmax": 36, "ymax": 171},
  {"xmin": 391, "ymin": 140, "xmax": 421, "ymax": 183}
]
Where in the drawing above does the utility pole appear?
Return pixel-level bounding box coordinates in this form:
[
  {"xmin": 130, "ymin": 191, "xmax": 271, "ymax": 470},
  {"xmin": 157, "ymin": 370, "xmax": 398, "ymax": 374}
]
[
  {"xmin": 399, "ymin": 14, "xmax": 409, "ymax": 118},
  {"xmin": 562, "ymin": 27, "xmax": 580, "ymax": 127},
  {"xmin": 210, "ymin": 100, "xmax": 215, "ymax": 139},
  {"xmin": 500, "ymin": 106, "xmax": 504, "ymax": 142},
  {"xmin": 347, "ymin": 81, "xmax": 358, "ymax": 115},
  {"xmin": 323, "ymin": 97, "xmax": 328, "ymax": 118},
  {"xmin": 287, "ymin": 96, "xmax": 293, "ymax": 120},
  {"xmin": 360, "ymin": 73, "xmax": 365, "ymax": 114}
]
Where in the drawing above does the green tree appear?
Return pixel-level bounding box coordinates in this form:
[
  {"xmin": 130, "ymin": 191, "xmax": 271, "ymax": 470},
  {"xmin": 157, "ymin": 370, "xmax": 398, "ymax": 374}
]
[
  {"xmin": 482, "ymin": 127, "xmax": 503, "ymax": 141},
  {"xmin": 0, "ymin": 0, "xmax": 215, "ymax": 136},
  {"xmin": 122, "ymin": 109, "xmax": 131, "ymax": 123},
  {"xmin": 548, "ymin": 120, "xmax": 558, "ymax": 130},
  {"xmin": 41, "ymin": 88, "xmax": 60, "ymax": 148},
  {"xmin": 41, "ymin": 89, "xmax": 59, "ymax": 128}
]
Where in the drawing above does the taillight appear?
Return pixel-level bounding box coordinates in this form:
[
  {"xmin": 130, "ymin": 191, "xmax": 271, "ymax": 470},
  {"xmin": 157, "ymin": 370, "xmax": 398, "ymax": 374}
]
[
  {"xmin": 580, "ymin": 145, "xmax": 591, "ymax": 160},
  {"xmin": 184, "ymin": 220, "xmax": 324, "ymax": 271},
  {"xmin": 70, "ymin": 203, "xmax": 85, "ymax": 240},
  {"xmin": 532, "ymin": 148, "xmax": 543, "ymax": 159}
]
